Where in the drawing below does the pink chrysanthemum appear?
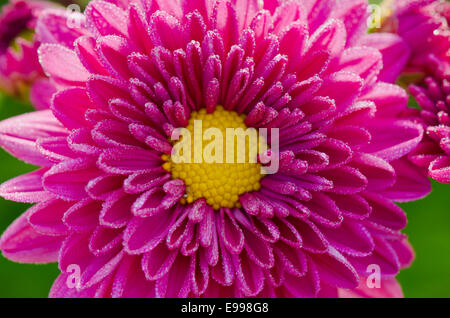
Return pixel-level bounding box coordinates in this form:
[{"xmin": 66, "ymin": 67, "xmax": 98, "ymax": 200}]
[
  {"xmin": 0, "ymin": 0, "xmax": 57, "ymax": 107},
  {"xmin": 390, "ymin": 0, "xmax": 449, "ymax": 71},
  {"xmin": 386, "ymin": 0, "xmax": 450, "ymax": 182},
  {"xmin": 408, "ymin": 56, "xmax": 450, "ymax": 182},
  {"xmin": 0, "ymin": 0, "xmax": 431, "ymax": 298}
]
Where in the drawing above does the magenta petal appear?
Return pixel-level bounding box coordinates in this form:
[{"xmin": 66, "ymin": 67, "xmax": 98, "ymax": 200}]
[
  {"xmin": 190, "ymin": 251, "xmax": 210, "ymax": 296},
  {"xmin": 43, "ymin": 158, "xmax": 100, "ymax": 200},
  {"xmin": 318, "ymin": 166, "xmax": 367, "ymax": 194},
  {"xmin": 333, "ymin": 46, "xmax": 382, "ymax": 86},
  {"xmin": 363, "ymin": 120, "xmax": 424, "ymax": 162},
  {"xmin": 0, "ymin": 212, "xmax": 63, "ymax": 263},
  {"xmin": 364, "ymin": 192, "xmax": 407, "ymax": 231},
  {"xmin": 317, "ymin": 71, "xmax": 363, "ymax": 111},
  {"xmin": 330, "ymin": 0, "xmax": 368, "ymax": 45},
  {"xmin": 303, "ymin": 192, "xmax": 343, "ymax": 226},
  {"xmin": 329, "ymin": 193, "xmax": 370, "ymax": 220},
  {"xmin": 51, "ymin": 88, "xmax": 93, "ymax": 129},
  {"xmin": 28, "ymin": 198, "xmax": 72, "ymax": 236},
  {"xmin": 87, "ymin": 75, "xmax": 131, "ymax": 110},
  {"xmin": 287, "ymin": 218, "xmax": 328, "ymax": 253},
  {"xmin": 49, "ymin": 272, "xmax": 103, "ymax": 298},
  {"xmin": 271, "ymin": 1, "xmax": 306, "ymax": 35},
  {"xmin": 67, "ymin": 128, "xmax": 103, "ymax": 156},
  {"xmin": 155, "ymin": 254, "xmax": 191, "ymax": 298},
  {"xmin": 86, "ymin": 174, "xmax": 125, "ymax": 200},
  {"xmin": 99, "ymin": 191, "xmax": 135, "ymax": 228},
  {"xmin": 217, "ymin": 208, "xmax": 244, "ymax": 254},
  {"xmin": 75, "ymin": 35, "xmax": 110, "ymax": 76},
  {"xmin": 389, "ymin": 239, "xmax": 414, "ymax": 268},
  {"xmin": 0, "ymin": 110, "xmax": 67, "ymax": 166},
  {"xmin": 308, "ymin": 19, "xmax": 346, "ymax": 57},
  {"xmin": 92, "ymin": 119, "xmax": 144, "ymax": 149},
  {"xmin": 127, "ymin": 4, "xmax": 154, "ymax": 53},
  {"xmin": 0, "ymin": 168, "xmax": 50, "ymax": 203},
  {"xmin": 149, "ymin": 11, "xmax": 186, "ymax": 50},
  {"xmin": 211, "ymin": 239, "xmax": 234, "ymax": 286},
  {"xmin": 37, "ymin": 136, "xmax": 76, "ymax": 163},
  {"xmin": 275, "ymin": 243, "xmax": 307, "ymax": 278},
  {"xmin": 232, "ymin": 250, "xmax": 265, "ymax": 297},
  {"xmin": 98, "ymin": 35, "xmax": 135, "ymax": 79},
  {"xmin": 85, "ymin": 0, "xmax": 128, "ymax": 37},
  {"xmin": 360, "ymin": 33, "xmax": 410, "ymax": 83},
  {"xmin": 124, "ymin": 170, "xmax": 170, "ymax": 194},
  {"xmin": 30, "ymin": 79, "xmax": 57, "ymax": 110},
  {"xmin": 59, "ymin": 232, "xmax": 124, "ymax": 289},
  {"xmin": 111, "ymin": 255, "xmax": 155, "ymax": 298},
  {"xmin": 132, "ymin": 180, "xmax": 184, "ymax": 217},
  {"xmin": 320, "ymin": 220, "xmax": 374, "ymax": 257},
  {"xmin": 282, "ymin": 257, "xmax": 320, "ymax": 297},
  {"xmin": 242, "ymin": 226, "xmax": 274, "ymax": 269},
  {"xmin": 141, "ymin": 242, "xmax": 177, "ymax": 281},
  {"xmin": 339, "ymin": 277, "xmax": 403, "ymax": 298},
  {"xmin": 63, "ymin": 198, "xmax": 101, "ymax": 232},
  {"xmin": 36, "ymin": 9, "xmax": 87, "ymax": 47},
  {"xmin": 89, "ymin": 225, "xmax": 123, "ymax": 256},
  {"xmin": 359, "ymin": 82, "xmax": 408, "ymax": 118},
  {"xmin": 38, "ymin": 44, "xmax": 90, "ymax": 86},
  {"xmin": 109, "ymin": 99, "xmax": 148, "ymax": 124},
  {"xmin": 123, "ymin": 210, "xmax": 178, "ymax": 254},
  {"xmin": 380, "ymin": 159, "xmax": 431, "ymax": 202},
  {"xmin": 233, "ymin": 0, "xmax": 261, "ymax": 31},
  {"xmin": 351, "ymin": 153, "xmax": 396, "ymax": 192},
  {"xmin": 429, "ymin": 156, "xmax": 450, "ymax": 183},
  {"xmin": 348, "ymin": 236, "xmax": 400, "ymax": 276},
  {"xmin": 98, "ymin": 148, "xmax": 162, "ymax": 175},
  {"xmin": 313, "ymin": 247, "xmax": 358, "ymax": 289},
  {"xmin": 166, "ymin": 209, "xmax": 190, "ymax": 250}
]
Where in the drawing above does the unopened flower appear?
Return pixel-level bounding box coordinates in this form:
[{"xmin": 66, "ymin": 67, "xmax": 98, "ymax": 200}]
[{"xmin": 0, "ymin": 0, "xmax": 430, "ymax": 298}]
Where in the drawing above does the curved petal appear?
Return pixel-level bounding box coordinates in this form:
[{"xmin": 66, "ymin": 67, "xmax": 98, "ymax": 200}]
[
  {"xmin": 0, "ymin": 110, "xmax": 67, "ymax": 166},
  {"xmin": 0, "ymin": 212, "xmax": 64, "ymax": 263}
]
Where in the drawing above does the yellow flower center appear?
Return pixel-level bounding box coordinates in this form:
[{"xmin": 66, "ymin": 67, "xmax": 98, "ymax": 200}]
[{"xmin": 162, "ymin": 106, "xmax": 265, "ymax": 210}]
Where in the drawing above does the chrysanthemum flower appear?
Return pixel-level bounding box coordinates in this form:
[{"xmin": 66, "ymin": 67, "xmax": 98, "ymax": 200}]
[
  {"xmin": 384, "ymin": 0, "xmax": 450, "ymax": 182},
  {"xmin": 0, "ymin": 0, "xmax": 57, "ymax": 107},
  {"xmin": 0, "ymin": 0, "xmax": 431, "ymax": 298},
  {"xmin": 408, "ymin": 56, "xmax": 450, "ymax": 183},
  {"xmin": 389, "ymin": 0, "xmax": 449, "ymax": 71}
]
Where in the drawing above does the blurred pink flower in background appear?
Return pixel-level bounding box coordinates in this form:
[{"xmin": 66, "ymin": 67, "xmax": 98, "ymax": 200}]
[
  {"xmin": 0, "ymin": 0, "xmax": 59, "ymax": 108},
  {"xmin": 0, "ymin": 0, "xmax": 433, "ymax": 298},
  {"xmin": 384, "ymin": 0, "xmax": 450, "ymax": 182},
  {"xmin": 391, "ymin": 0, "xmax": 449, "ymax": 72},
  {"xmin": 408, "ymin": 56, "xmax": 450, "ymax": 183}
]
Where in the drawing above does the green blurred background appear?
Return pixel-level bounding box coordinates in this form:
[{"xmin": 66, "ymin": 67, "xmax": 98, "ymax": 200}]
[{"xmin": 0, "ymin": 0, "xmax": 449, "ymax": 298}]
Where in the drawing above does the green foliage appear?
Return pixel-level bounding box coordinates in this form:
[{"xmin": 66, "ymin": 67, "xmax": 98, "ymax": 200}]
[{"xmin": 398, "ymin": 181, "xmax": 450, "ymax": 297}]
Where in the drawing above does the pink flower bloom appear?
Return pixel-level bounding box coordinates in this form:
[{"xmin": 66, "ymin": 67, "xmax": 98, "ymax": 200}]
[
  {"xmin": 386, "ymin": 0, "xmax": 450, "ymax": 182},
  {"xmin": 0, "ymin": 0, "xmax": 57, "ymax": 108},
  {"xmin": 407, "ymin": 56, "xmax": 450, "ymax": 183},
  {"xmin": 391, "ymin": 0, "xmax": 449, "ymax": 72},
  {"xmin": 0, "ymin": 0, "xmax": 430, "ymax": 298}
]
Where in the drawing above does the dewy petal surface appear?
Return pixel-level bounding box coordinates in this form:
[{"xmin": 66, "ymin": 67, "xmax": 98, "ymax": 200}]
[{"xmin": 0, "ymin": 0, "xmax": 432, "ymax": 298}]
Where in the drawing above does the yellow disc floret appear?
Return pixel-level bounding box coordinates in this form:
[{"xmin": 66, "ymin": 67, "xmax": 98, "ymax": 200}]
[{"xmin": 163, "ymin": 106, "xmax": 266, "ymax": 210}]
